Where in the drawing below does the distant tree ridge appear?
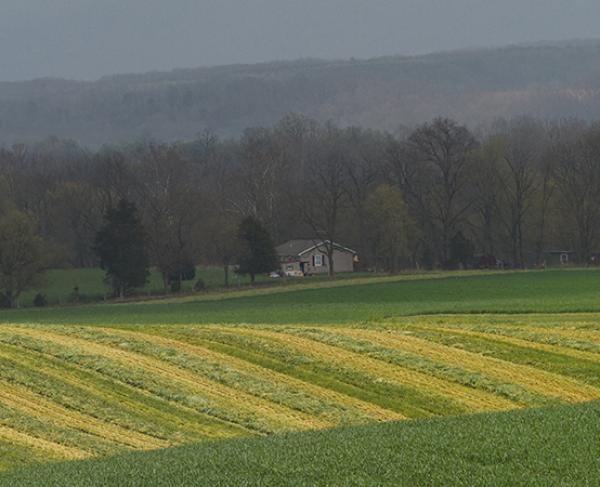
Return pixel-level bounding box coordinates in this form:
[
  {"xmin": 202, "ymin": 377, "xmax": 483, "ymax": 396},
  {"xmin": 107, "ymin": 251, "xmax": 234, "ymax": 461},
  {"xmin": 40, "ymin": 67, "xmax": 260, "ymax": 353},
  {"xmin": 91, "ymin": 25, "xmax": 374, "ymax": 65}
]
[{"xmin": 3, "ymin": 42, "xmax": 600, "ymax": 145}]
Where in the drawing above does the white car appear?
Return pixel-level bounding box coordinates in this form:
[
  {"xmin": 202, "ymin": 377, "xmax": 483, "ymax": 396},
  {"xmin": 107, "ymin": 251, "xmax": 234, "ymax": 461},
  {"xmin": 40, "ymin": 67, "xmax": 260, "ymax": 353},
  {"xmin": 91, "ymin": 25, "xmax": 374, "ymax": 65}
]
[{"xmin": 285, "ymin": 270, "xmax": 304, "ymax": 278}]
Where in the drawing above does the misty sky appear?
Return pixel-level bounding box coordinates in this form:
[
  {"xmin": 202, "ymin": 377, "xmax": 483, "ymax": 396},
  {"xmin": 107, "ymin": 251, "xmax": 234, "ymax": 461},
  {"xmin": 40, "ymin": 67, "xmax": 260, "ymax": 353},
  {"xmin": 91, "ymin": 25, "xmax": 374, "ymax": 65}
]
[{"xmin": 2, "ymin": 0, "xmax": 600, "ymax": 81}]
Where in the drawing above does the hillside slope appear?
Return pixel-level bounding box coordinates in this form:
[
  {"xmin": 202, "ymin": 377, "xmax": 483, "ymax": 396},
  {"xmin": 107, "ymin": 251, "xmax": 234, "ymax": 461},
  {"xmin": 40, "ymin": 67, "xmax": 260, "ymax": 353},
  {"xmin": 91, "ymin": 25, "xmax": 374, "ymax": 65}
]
[
  {"xmin": 2, "ymin": 401, "xmax": 598, "ymax": 486},
  {"xmin": 0, "ymin": 314, "xmax": 598, "ymax": 471},
  {"xmin": 2, "ymin": 40, "xmax": 600, "ymax": 145}
]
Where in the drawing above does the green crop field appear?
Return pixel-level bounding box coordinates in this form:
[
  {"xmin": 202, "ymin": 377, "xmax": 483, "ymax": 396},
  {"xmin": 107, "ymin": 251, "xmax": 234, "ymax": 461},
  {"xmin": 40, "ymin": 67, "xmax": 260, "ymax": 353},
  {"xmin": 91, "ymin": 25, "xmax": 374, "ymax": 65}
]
[{"xmin": 0, "ymin": 268, "xmax": 599, "ymax": 485}]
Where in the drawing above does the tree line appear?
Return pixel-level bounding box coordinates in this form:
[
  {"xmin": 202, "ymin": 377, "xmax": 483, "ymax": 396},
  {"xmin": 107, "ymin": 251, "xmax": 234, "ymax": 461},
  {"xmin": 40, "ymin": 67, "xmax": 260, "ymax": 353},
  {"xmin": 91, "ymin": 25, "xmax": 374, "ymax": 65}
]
[{"xmin": 1, "ymin": 114, "xmax": 600, "ymax": 306}]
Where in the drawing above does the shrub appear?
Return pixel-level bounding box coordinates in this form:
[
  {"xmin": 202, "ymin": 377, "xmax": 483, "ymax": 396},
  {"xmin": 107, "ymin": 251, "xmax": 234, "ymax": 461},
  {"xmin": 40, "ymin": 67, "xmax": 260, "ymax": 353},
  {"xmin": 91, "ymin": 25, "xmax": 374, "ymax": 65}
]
[
  {"xmin": 168, "ymin": 262, "xmax": 197, "ymax": 284},
  {"xmin": 33, "ymin": 293, "xmax": 48, "ymax": 307},
  {"xmin": 194, "ymin": 279, "xmax": 206, "ymax": 292},
  {"xmin": 67, "ymin": 286, "xmax": 81, "ymax": 304}
]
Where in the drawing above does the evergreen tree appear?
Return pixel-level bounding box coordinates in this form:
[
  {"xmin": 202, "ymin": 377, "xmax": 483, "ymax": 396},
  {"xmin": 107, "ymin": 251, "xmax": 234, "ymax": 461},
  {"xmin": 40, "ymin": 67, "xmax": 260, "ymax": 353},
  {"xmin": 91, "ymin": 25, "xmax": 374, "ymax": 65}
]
[
  {"xmin": 449, "ymin": 231, "xmax": 475, "ymax": 269},
  {"xmin": 236, "ymin": 216, "xmax": 278, "ymax": 283},
  {"xmin": 95, "ymin": 199, "xmax": 149, "ymax": 298}
]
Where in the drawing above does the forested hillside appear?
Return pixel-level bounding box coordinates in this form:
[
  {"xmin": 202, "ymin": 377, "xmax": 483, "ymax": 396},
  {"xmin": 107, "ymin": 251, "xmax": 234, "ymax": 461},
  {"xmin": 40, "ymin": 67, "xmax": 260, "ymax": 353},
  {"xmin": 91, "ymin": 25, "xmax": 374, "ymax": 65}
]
[{"xmin": 2, "ymin": 41, "xmax": 600, "ymax": 145}]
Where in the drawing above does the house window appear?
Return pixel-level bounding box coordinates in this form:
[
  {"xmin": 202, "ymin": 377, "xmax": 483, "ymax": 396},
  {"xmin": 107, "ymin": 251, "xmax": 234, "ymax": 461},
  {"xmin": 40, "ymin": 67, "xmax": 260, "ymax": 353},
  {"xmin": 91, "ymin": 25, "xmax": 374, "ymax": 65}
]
[
  {"xmin": 314, "ymin": 255, "xmax": 323, "ymax": 267},
  {"xmin": 286, "ymin": 265, "xmax": 294, "ymax": 271}
]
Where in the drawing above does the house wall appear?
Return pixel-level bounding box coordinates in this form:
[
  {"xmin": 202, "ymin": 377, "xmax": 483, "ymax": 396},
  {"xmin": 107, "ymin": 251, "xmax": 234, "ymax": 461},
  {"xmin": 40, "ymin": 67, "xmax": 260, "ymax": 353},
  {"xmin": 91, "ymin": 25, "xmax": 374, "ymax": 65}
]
[{"xmin": 302, "ymin": 248, "xmax": 355, "ymax": 274}]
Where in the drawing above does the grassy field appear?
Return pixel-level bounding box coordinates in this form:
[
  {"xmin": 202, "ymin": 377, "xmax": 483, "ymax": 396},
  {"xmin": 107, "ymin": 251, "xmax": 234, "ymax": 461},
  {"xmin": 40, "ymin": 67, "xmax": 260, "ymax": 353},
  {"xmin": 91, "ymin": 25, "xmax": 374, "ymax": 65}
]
[
  {"xmin": 1, "ymin": 400, "xmax": 598, "ymax": 486},
  {"xmin": 1, "ymin": 268, "xmax": 599, "ymax": 483},
  {"xmin": 19, "ymin": 266, "xmax": 271, "ymax": 307},
  {"xmin": 19, "ymin": 266, "xmax": 374, "ymax": 308}
]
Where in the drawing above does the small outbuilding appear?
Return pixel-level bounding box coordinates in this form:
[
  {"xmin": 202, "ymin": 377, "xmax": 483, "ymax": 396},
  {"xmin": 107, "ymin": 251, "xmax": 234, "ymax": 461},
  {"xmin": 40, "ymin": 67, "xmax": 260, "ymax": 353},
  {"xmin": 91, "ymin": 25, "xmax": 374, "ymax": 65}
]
[
  {"xmin": 275, "ymin": 239, "xmax": 357, "ymax": 276},
  {"xmin": 542, "ymin": 250, "xmax": 574, "ymax": 266}
]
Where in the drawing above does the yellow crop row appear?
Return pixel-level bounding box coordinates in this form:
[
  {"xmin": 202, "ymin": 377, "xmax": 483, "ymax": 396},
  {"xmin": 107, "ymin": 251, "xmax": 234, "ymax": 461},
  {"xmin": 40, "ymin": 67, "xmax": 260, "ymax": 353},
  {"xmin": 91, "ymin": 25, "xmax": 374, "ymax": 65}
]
[
  {"xmin": 522, "ymin": 326, "xmax": 600, "ymax": 345},
  {"xmin": 0, "ymin": 424, "xmax": 90, "ymax": 461},
  {"xmin": 435, "ymin": 326, "xmax": 600, "ymax": 369}
]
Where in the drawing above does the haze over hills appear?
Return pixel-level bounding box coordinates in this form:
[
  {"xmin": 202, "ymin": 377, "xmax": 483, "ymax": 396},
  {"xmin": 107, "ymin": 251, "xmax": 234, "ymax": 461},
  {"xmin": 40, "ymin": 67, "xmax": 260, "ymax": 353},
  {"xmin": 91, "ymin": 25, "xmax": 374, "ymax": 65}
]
[{"xmin": 2, "ymin": 40, "xmax": 600, "ymax": 146}]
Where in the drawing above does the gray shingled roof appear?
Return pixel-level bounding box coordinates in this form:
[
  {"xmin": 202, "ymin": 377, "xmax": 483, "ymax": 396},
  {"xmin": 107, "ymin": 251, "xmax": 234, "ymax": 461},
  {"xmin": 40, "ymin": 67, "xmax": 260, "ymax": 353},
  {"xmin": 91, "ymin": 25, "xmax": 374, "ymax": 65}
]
[
  {"xmin": 275, "ymin": 240, "xmax": 317, "ymax": 256},
  {"xmin": 275, "ymin": 239, "xmax": 356, "ymax": 257}
]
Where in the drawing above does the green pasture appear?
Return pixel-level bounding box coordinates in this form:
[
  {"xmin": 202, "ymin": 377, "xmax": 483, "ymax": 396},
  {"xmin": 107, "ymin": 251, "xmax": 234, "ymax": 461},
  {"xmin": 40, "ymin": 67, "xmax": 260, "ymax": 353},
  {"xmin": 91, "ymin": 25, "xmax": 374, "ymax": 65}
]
[
  {"xmin": 19, "ymin": 266, "xmax": 266, "ymax": 307},
  {"xmin": 19, "ymin": 266, "xmax": 371, "ymax": 308}
]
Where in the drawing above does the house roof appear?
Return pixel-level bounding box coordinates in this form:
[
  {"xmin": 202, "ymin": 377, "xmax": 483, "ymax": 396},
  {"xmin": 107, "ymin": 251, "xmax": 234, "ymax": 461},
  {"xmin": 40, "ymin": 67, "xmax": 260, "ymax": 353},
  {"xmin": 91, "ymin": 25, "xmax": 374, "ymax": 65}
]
[
  {"xmin": 276, "ymin": 240, "xmax": 317, "ymax": 256},
  {"xmin": 276, "ymin": 239, "xmax": 357, "ymax": 257}
]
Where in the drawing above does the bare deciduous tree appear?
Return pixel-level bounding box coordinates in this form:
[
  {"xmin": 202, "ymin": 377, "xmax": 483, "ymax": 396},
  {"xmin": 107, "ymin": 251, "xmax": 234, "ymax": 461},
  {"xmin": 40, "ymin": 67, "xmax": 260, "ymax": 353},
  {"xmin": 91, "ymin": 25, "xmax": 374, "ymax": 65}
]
[
  {"xmin": 136, "ymin": 144, "xmax": 200, "ymax": 290},
  {"xmin": 553, "ymin": 125, "xmax": 600, "ymax": 264},
  {"xmin": 495, "ymin": 118, "xmax": 545, "ymax": 268},
  {"xmin": 404, "ymin": 118, "xmax": 477, "ymax": 266},
  {"xmin": 297, "ymin": 124, "xmax": 348, "ymax": 276}
]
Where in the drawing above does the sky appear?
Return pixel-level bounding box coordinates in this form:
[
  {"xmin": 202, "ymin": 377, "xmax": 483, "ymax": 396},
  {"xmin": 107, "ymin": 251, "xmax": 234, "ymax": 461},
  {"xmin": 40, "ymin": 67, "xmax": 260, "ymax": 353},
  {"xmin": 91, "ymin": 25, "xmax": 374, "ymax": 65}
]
[{"xmin": 2, "ymin": 0, "xmax": 600, "ymax": 81}]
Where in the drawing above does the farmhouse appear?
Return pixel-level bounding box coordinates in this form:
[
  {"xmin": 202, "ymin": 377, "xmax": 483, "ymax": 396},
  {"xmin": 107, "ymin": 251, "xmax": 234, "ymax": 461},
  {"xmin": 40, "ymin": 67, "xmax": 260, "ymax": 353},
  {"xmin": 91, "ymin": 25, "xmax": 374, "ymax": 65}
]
[{"xmin": 276, "ymin": 239, "xmax": 357, "ymax": 275}]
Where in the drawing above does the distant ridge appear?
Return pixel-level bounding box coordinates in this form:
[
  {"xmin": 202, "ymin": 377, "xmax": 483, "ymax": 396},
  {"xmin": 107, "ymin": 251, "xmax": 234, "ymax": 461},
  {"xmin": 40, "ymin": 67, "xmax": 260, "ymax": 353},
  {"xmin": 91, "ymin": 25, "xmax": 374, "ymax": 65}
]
[{"xmin": 2, "ymin": 39, "xmax": 600, "ymax": 146}]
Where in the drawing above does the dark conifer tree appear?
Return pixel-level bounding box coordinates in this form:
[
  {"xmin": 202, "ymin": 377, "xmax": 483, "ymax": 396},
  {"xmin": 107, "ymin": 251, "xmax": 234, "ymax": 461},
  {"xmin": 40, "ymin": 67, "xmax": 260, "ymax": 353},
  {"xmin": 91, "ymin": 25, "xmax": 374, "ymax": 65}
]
[
  {"xmin": 94, "ymin": 199, "xmax": 149, "ymax": 298},
  {"xmin": 236, "ymin": 216, "xmax": 278, "ymax": 283},
  {"xmin": 449, "ymin": 231, "xmax": 475, "ymax": 269}
]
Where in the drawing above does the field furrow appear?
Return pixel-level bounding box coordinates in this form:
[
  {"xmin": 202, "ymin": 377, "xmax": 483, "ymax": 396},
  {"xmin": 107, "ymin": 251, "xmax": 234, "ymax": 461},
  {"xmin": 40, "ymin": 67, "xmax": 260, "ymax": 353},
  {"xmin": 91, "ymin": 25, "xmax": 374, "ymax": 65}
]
[
  {"xmin": 0, "ymin": 326, "xmax": 329, "ymax": 433},
  {"xmin": 0, "ymin": 337, "xmax": 259, "ymax": 443},
  {"xmin": 106, "ymin": 327, "xmax": 404, "ymax": 423},
  {"xmin": 0, "ymin": 342, "xmax": 239, "ymax": 442},
  {"xmin": 334, "ymin": 327, "xmax": 587, "ymax": 404},
  {"xmin": 73, "ymin": 327, "xmax": 389, "ymax": 425},
  {"xmin": 162, "ymin": 328, "xmax": 432, "ymax": 417},
  {"xmin": 0, "ymin": 380, "xmax": 166, "ymax": 450},
  {"xmin": 525, "ymin": 326, "xmax": 600, "ymax": 345},
  {"xmin": 428, "ymin": 327, "xmax": 600, "ymax": 399},
  {"xmin": 232, "ymin": 327, "xmax": 517, "ymax": 413},
  {"xmin": 482, "ymin": 327, "xmax": 600, "ymax": 356}
]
